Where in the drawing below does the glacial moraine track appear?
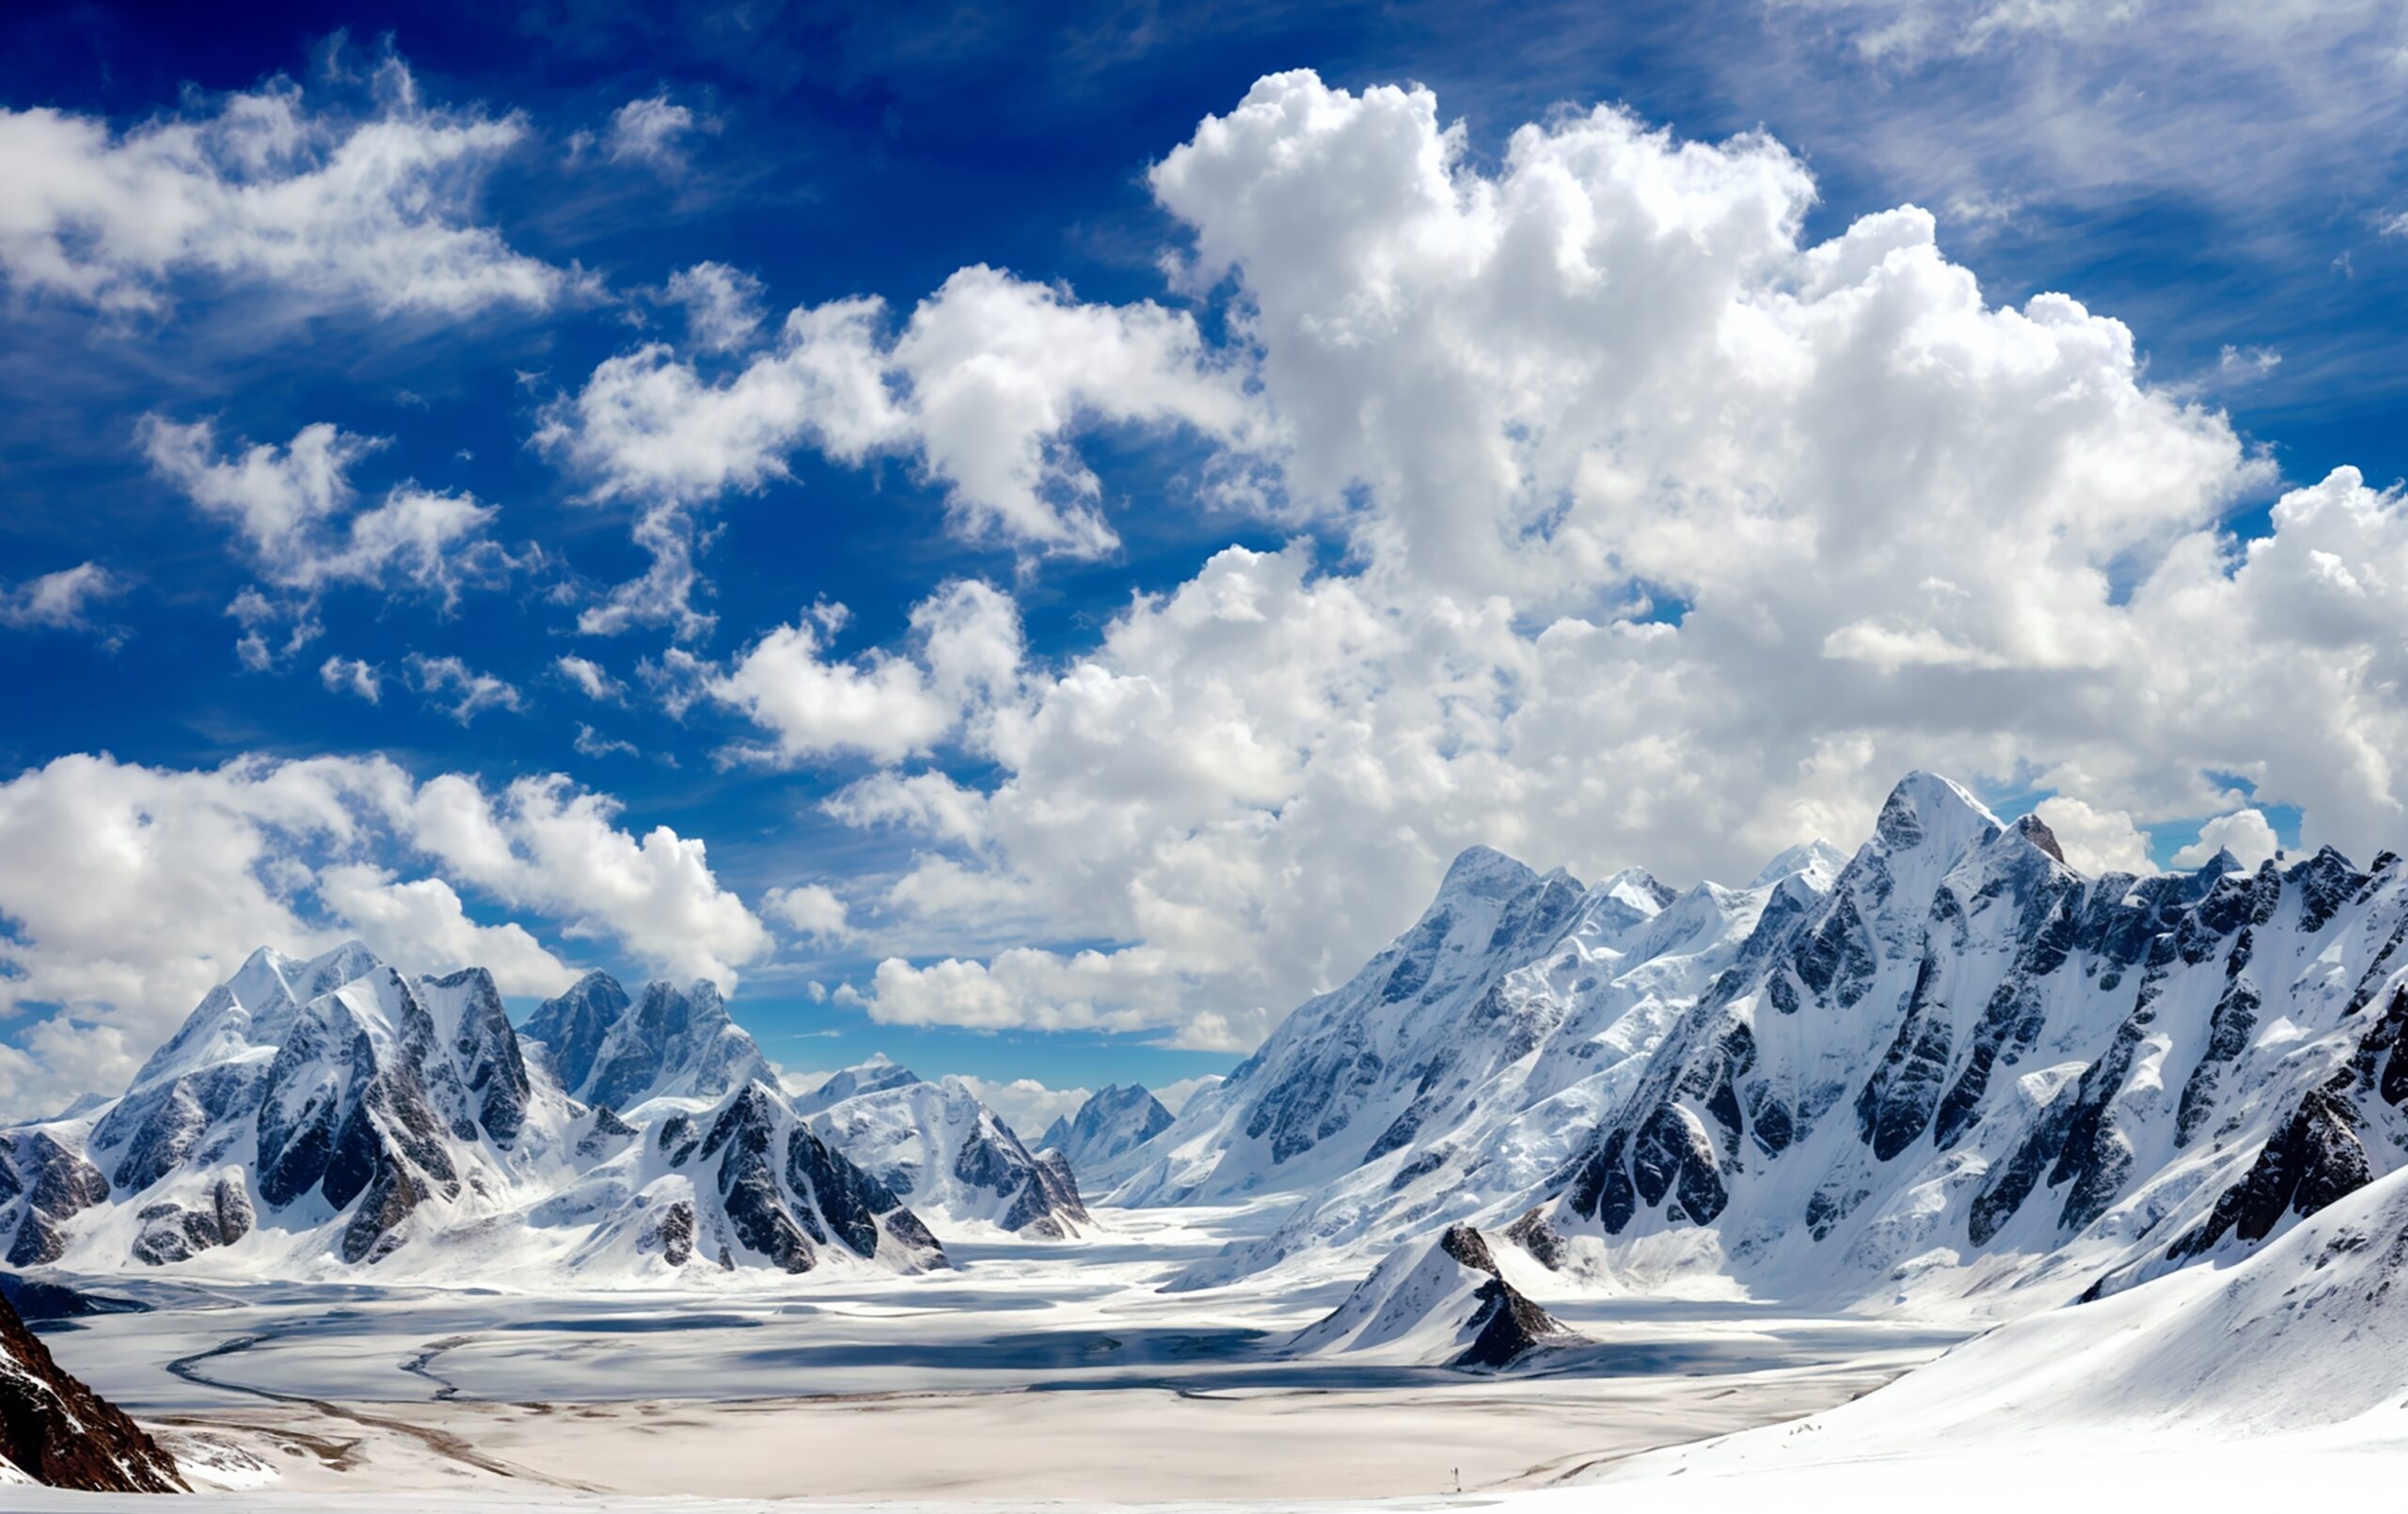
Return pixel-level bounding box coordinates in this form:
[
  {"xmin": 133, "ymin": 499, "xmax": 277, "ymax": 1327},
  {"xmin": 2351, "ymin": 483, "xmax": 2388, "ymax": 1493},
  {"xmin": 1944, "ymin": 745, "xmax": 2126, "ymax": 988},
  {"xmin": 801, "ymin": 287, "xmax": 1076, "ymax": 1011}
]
[{"xmin": 166, "ymin": 1329, "xmax": 600, "ymax": 1490}]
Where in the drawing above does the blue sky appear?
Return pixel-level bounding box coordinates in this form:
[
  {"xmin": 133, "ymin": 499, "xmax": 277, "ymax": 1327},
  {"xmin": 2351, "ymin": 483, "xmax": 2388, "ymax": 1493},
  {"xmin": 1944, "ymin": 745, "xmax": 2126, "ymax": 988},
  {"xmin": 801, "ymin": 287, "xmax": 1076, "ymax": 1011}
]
[{"xmin": 3, "ymin": 0, "xmax": 2405, "ymax": 1122}]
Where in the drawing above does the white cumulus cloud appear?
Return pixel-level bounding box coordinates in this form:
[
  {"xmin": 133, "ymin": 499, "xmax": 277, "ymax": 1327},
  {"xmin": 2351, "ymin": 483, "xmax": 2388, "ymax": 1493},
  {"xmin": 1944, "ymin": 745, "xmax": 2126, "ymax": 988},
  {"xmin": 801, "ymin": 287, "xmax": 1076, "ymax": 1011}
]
[
  {"xmin": 0, "ymin": 57, "xmax": 574, "ymax": 317},
  {"xmin": 2172, "ymin": 808, "xmax": 2284, "ymax": 870},
  {"xmin": 142, "ymin": 416, "xmax": 518, "ymax": 607},
  {"xmin": 704, "ymin": 73, "xmax": 2408, "ymax": 1049}
]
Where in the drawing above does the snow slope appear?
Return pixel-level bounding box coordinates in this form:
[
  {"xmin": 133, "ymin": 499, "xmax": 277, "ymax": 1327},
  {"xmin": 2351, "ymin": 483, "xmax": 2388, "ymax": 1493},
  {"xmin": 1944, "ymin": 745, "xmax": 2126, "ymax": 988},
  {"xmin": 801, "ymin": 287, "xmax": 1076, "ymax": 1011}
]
[{"xmin": 1610, "ymin": 1157, "xmax": 2408, "ymax": 1488}]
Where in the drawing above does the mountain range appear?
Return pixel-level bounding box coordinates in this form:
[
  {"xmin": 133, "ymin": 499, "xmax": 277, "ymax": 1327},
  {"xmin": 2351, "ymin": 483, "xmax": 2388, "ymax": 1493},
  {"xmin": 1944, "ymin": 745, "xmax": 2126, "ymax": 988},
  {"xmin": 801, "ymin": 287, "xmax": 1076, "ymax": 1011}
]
[
  {"xmin": 6, "ymin": 769, "xmax": 2404, "ymax": 1341},
  {"xmin": 0, "ymin": 947, "xmax": 1084, "ymax": 1283},
  {"xmin": 1108, "ymin": 772, "xmax": 2408, "ymax": 1317}
]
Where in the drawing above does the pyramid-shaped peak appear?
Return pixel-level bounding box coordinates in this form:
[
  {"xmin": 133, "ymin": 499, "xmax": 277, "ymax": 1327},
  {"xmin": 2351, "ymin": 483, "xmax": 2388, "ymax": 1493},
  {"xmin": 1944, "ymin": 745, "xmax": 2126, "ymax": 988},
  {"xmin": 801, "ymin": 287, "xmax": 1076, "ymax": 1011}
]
[
  {"xmin": 1875, "ymin": 771, "xmax": 2004, "ymax": 855},
  {"xmin": 1436, "ymin": 844, "xmax": 1544, "ymax": 899},
  {"xmin": 2194, "ymin": 845, "xmax": 2245, "ymax": 877}
]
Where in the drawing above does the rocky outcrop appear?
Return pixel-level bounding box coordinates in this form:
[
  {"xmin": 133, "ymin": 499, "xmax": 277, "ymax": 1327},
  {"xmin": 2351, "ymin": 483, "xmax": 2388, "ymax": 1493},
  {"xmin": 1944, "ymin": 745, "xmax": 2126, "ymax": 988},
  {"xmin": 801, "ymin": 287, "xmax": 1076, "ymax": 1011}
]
[
  {"xmin": 1, "ymin": 1133, "xmax": 110, "ymax": 1268},
  {"xmin": 0, "ymin": 1291, "xmax": 183, "ymax": 1490},
  {"xmin": 665, "ymin": 1081, "xmax": 949, "ymax": 1275},
  {"xmin": 1444, "ymin": 1225, "xmax": 1571, "ymax": 1369},
  {"xmin": 1293, "ymin": 1222, "xmax": 1575, "ymax": 1370}
]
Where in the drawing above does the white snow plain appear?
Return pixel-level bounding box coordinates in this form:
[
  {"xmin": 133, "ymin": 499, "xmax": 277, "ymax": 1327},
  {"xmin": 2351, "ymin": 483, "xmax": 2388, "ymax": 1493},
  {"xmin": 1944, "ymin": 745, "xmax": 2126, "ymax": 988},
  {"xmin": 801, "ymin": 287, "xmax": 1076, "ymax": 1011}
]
[
  {"xmin": 25, "ymin": 1187, "xmax": 2408, "ymax": 1510},
  {"xmin": 25, "ymin": 1200, "xmax": 1949, "ymax": 1506}
]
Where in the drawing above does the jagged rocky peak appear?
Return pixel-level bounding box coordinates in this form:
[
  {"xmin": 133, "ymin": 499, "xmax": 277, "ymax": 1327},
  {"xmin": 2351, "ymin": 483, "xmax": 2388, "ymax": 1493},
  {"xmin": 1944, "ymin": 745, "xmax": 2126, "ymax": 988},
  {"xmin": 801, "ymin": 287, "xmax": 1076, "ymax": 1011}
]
[
  {"xmin": 0, "ymin": 1288, "xmax": 183, "ymax": 1490},
  {"xmin": 253, "ymin": 959, "xmax": 465, "ymax": 1265},
  {"xmin": 640, "ymin": 1079, "xmax": 948, "ymax": 1276},
  {"xmin": 522, "ymin": 970, "xmax": 771, "ymax": 1112},
  {"xmin": 420, "ymin": 967, "xmax": 534, "ymax": 1146},
  {"xmin": 1292, "ymin": 1221, "xmax": 1575, "ymax": 1370},
  {"xmin": 0, "ymin": 942, "xmax": 974, "ymax": 1285},
  {"xmin": 1047, "ymin": 1083, "xmax": 1174, "ymax": 1176},
  {"xmin": 1139, "ymin": 765, "xmax": 2408, "ymax": 1316}
]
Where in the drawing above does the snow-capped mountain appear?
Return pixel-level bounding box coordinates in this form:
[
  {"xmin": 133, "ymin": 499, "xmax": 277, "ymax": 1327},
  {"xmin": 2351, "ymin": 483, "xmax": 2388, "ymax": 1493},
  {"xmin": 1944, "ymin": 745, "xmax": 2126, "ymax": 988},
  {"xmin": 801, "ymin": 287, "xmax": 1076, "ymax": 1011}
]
[
  {"xmin": 1038, "ymin": 1083, "xmax": 1173, "ymax": 1180},
  {"xmin": 547, "ymin": 1080, "xmax": 947, "ymax": 1276},
  {"xmin": 804, "ymin": 1064, "xmax": 1091, "ymax": 1238},
  {"xmin": 1294, "ymin": 1222, "xmax": 1574, "ymax": 1369},
  {"xmin": 0, "ymin": 944, "xmax": 943, "ymax": 1282},
  {"xmin": 1117, "ymin": 772, "xmax": 2408, "ymax": 1313},
  {"xmin": 0, "ymin": 1288, "xmax": 182, "ymax": 1491},
  {"xmin": 521, "ymin": 970, "xmax": 771, "ymax": 1112}
]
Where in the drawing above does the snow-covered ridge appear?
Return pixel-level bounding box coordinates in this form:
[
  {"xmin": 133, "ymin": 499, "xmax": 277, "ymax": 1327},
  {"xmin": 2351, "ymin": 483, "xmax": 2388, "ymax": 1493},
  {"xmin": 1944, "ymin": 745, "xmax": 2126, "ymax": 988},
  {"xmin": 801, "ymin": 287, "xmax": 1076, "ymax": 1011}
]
[
  {"xmin": 1114, "ymin": 771, "xmax": 2408, "ymax": 1315},
  {"xmin": 0, "ymin": 945, "xmax": 948, "ymax": 1284}
]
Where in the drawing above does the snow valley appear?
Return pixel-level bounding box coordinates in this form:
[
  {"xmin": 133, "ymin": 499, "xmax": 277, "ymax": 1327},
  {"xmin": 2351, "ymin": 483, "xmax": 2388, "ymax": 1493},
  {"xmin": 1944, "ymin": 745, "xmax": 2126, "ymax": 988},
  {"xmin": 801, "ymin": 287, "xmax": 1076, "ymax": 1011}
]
[{"xmin": 0, "ymin": 769, "xmax": 2403, "ymax": 1506}]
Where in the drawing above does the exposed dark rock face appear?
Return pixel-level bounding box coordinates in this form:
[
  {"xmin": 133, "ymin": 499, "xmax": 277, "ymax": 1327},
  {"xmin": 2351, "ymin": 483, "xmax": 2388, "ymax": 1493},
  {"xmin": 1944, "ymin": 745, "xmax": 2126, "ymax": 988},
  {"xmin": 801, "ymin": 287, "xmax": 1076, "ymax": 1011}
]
[
  {"xmin": 642, "ymin": 1199, "xmax": 696, "ymax": 1266},
  {"xmin": 2171, "ymin": 1086, "xmax": 2374, "ymax": 1258},
  {"xmin": 129, "ymin": 1176, "xmax": 252, "ymax": 1267},
  {"xmin": 1438, "ymin": 1224, "xmax": 1573, "ymax": 1369},
  {"xmin": 525, "ymin": 973, "xmax": 770, "ymax": 1112},
  {"xmin": 576, "ymin": 1105, "xmax": 638, "ymax": 1159},
  {"xmin": 701, "ymin": 1086, "xmax": 818, "ymax": 1273},
  {"xmin": 0, "ymin": 1292, "xmax": 183, "ymax": 1491},
  {"xmin": 518, "ymin": 970, "xmax": 629, "ymax": 1098},
  {"xmin": 787, "ymin": 1126, "xmax": 898, "ymax": 1258},
  {"xmin": 687, "ymin": 1082, "xmax": 949, "ymax": 1273},
  {"xmin": 1855, "ymin": 954, "xmax": 1955, "ymax": 1161},
  {"xmin": 1, "ymin": 1134, "xmax": 108, "ymax": 1267},
  {"xmin": 421, "ymin": 969, "xmax": 532, "ymax": 1145},
  {"xmin": 1501, "ymin": 1206, "xmax": 1569, "ymax": 1270},
  {"xmin": 959, "ymin": 1121, "xmax": 1091, "ymax": 1238}
]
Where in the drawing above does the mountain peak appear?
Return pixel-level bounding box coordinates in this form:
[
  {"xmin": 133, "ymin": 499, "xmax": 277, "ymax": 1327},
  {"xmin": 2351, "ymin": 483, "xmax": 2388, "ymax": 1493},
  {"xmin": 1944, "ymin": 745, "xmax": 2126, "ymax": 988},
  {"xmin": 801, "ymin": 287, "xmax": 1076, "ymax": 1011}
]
[
  {"xmin": 1874, "ymin": 770, "xmax": 2004, "ymax": 856},
  {"xmin": 2011, "ymin": 811, "xmax": 2067, "ymax": 865},
  {"xmin": 1436, "ymin": 844, "xmax": 1544, "ymax": 900},
  {"xmin": 1751, "ymin": 838, "xmax": 1847, "ymax": 888}
]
